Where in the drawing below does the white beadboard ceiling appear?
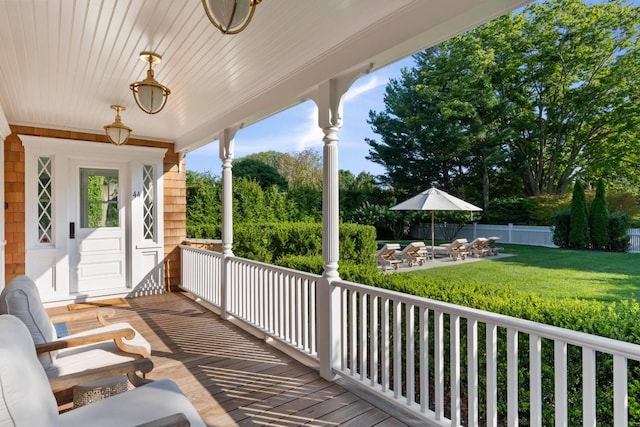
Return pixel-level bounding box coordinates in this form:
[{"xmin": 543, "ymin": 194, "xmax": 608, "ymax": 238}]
[{"xmin": 0, "ymin": 0, "xmax": 528, "ymax": 154}]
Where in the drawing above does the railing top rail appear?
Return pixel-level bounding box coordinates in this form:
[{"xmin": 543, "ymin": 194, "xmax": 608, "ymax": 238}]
[
  {"xmin": 180, "ymin": 244, "xmax": 223, "ymax": 257},
  {"xmin": 334, "ymin": 278, "xmax": 640, "ymax": 361},
  {"xmin": 227, "ymin": 255, "xmax": 323, "ymax": 281}
]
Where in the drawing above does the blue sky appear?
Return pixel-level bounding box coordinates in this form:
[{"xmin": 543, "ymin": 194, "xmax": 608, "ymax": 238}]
[
  {"xmin": 186, "ymin": 57, "xmax": 414, "ymax": 177},
  {"xmin": 186, "ymin": 0, "xmax": 638, "ymax": 177}
]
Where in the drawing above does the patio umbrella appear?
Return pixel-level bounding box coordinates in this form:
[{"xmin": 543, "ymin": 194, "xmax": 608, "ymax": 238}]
[{"xmin": 390, "ymin": 187, "xmax": 482, "ymax": 257}]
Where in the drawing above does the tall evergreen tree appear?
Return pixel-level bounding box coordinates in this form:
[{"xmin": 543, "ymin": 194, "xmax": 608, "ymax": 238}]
[
  {"xmin": 366, "ymin": 0, "xmax": 640, "ymax": 197},
  {"xmin": 568, "ymin": 181, "xmax": 589, "ymax": 248},
  {"xmin": 589, "ymin": 178, "xmax": 609, "ymax": 250}
]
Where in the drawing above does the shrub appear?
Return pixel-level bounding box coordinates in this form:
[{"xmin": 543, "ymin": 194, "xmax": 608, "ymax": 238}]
[
  {"xmin": 590, "ymin": 179, "xmax": 609, "ymax": 250},
  {"xmin": 551, "ymin": 208, "xmax": 571, "ymax": 247},
  {"xmin": 608, "ymin": 211, "xmax": 631, "ymax": 252},
  {"xmin": 569, "ymin": 181, "xmax": 590, "ymax": 248}
]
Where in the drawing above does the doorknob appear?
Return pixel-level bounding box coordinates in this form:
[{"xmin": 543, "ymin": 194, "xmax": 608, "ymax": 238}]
[{"xmin": 69, "ymin": 222, "xmax": 75, "ymax": 239}]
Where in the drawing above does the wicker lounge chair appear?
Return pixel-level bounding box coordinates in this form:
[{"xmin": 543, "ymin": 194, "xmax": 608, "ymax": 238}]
[
  {"xmin": 433, "ymin": 238, "xmax": 468, "ymax": 261},
  {"xmin": 464, "ymin": 237, "xmax": 489, "ymax": 258},
  {"xmin": 395, "ymin": 242, "xmax": 430, "ymax": 267},
  {"xmin": 484, "ymin": 236, "xmax": 504, "ymax": 256},
  {"xmin": 376, "ymin": 243, "xmax": 402, "ymax": 270}
]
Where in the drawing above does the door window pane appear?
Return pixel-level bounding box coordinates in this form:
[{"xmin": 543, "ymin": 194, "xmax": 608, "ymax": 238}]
[
  {"xmin": 37, "ymin": 157, "xmax": 53, "ymax": 244},
  {"xmin": 142, "ymin": 165, "xmax": 155, "ymax": 241},
  {"xmin": 80, "ymin": 168, "xmax": 119, "ymax": 228}
]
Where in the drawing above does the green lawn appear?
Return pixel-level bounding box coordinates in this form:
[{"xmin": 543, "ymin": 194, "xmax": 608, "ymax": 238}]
[{"xmin": 398, "ymin": 244, "xmax": 640, "ymax": 303}]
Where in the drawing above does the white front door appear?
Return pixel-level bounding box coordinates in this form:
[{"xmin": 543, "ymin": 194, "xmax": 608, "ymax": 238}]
[
  {"xmin": 22, "ymin": 135, "xmax": 166, "ymax": 303},
  {"xmin": 70, "ymin": 164, "xmax": 128, "ymax": 293}
]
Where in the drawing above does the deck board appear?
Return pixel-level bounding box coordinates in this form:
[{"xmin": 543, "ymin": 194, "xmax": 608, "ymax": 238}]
[{"xmin": 50, "ymin": 292, "xmax": 409, "ymax": 427}]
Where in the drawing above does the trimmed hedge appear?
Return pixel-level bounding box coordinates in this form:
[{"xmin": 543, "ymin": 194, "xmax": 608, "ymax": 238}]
[{"xmin": 191, "ymin": 222, "xmax": 377, "ymax": 266}]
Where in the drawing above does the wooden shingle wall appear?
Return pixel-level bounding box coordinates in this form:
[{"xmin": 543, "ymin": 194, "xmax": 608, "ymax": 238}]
[{"xmin": 3, "ymin": 126, "xmax": 186, "ymax": 289}]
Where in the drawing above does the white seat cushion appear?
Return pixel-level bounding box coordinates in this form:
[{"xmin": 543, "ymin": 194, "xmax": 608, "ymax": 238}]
[
  {"xmin": 0, "ymin": 275, "xmax": 58, "ymax": 368},
  {"xmin": 58, "ymin": 379, "xmax": 206, "ymax": 427},
  {"xmin": 0, "ymin": 315, "xmax": 59, "ymax": 427}
]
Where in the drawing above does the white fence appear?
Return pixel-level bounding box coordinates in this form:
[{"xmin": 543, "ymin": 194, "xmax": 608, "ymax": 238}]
[
  {"xmin": 412, "ymin": 223, "xmax": 640, "ymax": 252},
  {"xmin": 180, "ymin": 245, "xmax": 640, "ymax": 426}
]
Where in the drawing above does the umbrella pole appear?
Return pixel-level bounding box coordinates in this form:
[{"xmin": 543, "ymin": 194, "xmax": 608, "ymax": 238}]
[{"xmin": 431, "ymin": 210, "xmax": 435, "ymax": 261}]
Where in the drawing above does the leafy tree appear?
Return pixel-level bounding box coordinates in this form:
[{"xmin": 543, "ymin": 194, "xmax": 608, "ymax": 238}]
[
  {"xmin": 569, "ymin": 181, "xmax": 589, "ymax": 248},
  {"xmin": 243, "ymin": 149, "xmax": 323, "ymax": 190},
  {"xmin": 339, "ymin": 170, "xmax": 394, "ymax": 220},
  {"xmin": 366, "ymin": 0, "xmax": 640, "ymax": 199},
  {"xmin": 366, "ymin": 36, "xmax": 500, "ymax": 204},
  {"xmin": 589, "ymin": 178, "xmax": 609, "ymax": 250},
  {"xmin": 186, "ymin": 171, "xmax": 221, "ymax": 230},
  {"xmin": 233, "ymin": 158, "xmax": 288, "ymax": 190}
]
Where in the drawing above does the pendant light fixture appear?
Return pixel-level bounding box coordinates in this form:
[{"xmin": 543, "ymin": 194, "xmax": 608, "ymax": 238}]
[
  {"xmin": 129, "ymin": 52, "xmax": 171, "ymax": 114},
  {"xmin": 103, "ymin": 105, "xmax": 132, "ymax": 146},
  {"xmin": 202, "ymin": 0, "xmax": 262, "ymax": 35}
]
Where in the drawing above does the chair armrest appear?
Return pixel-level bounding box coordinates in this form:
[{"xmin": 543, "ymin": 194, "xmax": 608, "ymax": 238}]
[
  {"xmin": 50, "ymin": 308, "xmax": 115, "ymax": 326},
  {"xmin": 135, "ymin": 413, "xmax": 191, "ymax": 427},
  {"xmin": 48, "ymin": 357, "xmax": 154, "ymax": 394},
  {"xmin": 36, "ymin": 327, "xmax": 137, "ymax": 353}
]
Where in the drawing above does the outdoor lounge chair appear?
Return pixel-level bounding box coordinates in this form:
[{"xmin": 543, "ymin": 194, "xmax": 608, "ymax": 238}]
[
  {"xmin": 395, "ymin": 242, "xmax": 429, "ymax": 266},
  {"xmin": 484, "ymin": 236, "xmax": 504, "ymax": 256},
  {"xmin": 0, "ymin": 275, "xmax": 152, "ymax": 403},
  {"xmin": 376, "ymin": 243, "xmax": 402, "ymax": 270},
  {"xmin": 464, "ymin": 237, "xmax": 489, "ymax": 258},
  {"xmin": 0, "ymin": 314, "xmax": 205, "ymax": 427},
  {"xmin": 433, "ymin": 238, "xmax": 468, "ymax": 260}
]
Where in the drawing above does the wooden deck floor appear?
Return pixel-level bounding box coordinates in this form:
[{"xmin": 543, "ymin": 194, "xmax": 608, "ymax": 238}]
[{"xmin": 54, "ymin": 292, "xmax": 409, "ymax": 427}]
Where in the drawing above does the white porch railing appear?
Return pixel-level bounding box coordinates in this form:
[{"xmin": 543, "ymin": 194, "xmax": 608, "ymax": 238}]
[
  {"xmin": 180, "ymin": 245, "xmax": 640, "ymax": 426},
  {"xmin": 181, "ymin": 246, "xmax": 319, "ymax": 359}
]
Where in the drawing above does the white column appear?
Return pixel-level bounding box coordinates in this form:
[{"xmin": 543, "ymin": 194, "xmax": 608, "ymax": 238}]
[
  {"xmin": 310, "ymin": 66, "xmax": 372, "ymax": 380},
  {"xmin": 219, "ymin": 128, "xmax": 237, "ymax": 319}
]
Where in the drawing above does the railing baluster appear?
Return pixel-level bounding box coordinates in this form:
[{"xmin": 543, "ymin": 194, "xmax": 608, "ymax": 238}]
[
  {"xmin": 583, "ymin": 347, "xmax": 596, "ymax": 427},
  {"xmin": 341, "ymin": 287, "xmax": 348, "ymax": 371},
  {"xmin": 487, "ymin": 322, "xmax": 498, "ymax": 427},
  {"xmin": 451, "ymin": 314, "xmax": 460, "ymax": 425},
  {"xmin": 393, "ymin": 300, "xmax": 402, "ymax": 399},
  {"xmin": 435, "ymin": 310, "xmax": 444, "ymax": 420},
  {"xmin": 554, "ymin": 340, "xmax": 568, "ymax": 427},
  {"xmin": 613, "ymin": 355, "xmax": 628, "ymax": 427},
  {"xmin": 420, "ymin": 306, "xmax": 429, "ymax": 414},
  {"xmin": 530, "ymin": 334, "xmax": 542, "ymax": 427},
  {"xmin": 382, "ymin": 297, "xmax": 390, "ymax": 392},
  {"xmin": 360, "ymin": 292, "xmax": 368, "ymax": 381},
  {"xmin": 310, "ymin": 279, "xmax": 316, "ymax": 354},
  {"xmin": 298, "ymin": 276, "xmax": 304, "ymax": 347},
  {"xmin": 406, "ymin": 304, "xmax": 415, "ymax": 406},
  {"xmin": 468, "ymin": 318, "xmax": 478, "ymax": 427},
  {"xmin": 507, "ymin": 328, "xmax": 518, "ymax": 427},
  {"xmin": 350, "ymin": 289, "xmax": 357, "ymax": 376},
  {"xmin": 371, "ymin": 295, "xmax": 379, "ymax": 387}
]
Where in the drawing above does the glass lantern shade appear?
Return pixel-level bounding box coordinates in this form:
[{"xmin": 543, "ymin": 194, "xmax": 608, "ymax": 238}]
[
  {"xmin": 203, "ymin": 0, "xmax": 259, "ymax": 34},
  {"xmin": 133, "ymin": 81, "xmax": 168, "ymax": 115},
  {"xmin": 104, "ymin": 105, "xmax": 132, "ymax": 146},
  {"xmin": 106, "ymin": 126, "xmax": 130, "ymax": 146}
]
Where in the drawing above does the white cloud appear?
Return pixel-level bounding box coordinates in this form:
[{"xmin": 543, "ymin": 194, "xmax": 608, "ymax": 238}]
[{"xmin": 344, "ymin": 75, "xmax": 385, "ymax": 103}]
